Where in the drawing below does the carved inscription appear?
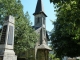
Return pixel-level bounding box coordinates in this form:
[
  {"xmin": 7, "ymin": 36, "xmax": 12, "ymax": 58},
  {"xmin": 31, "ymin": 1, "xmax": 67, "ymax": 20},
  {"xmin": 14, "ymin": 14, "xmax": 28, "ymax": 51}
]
[
  {"xmin": 7, "ymin": 26, "xmax": 13, "ymax": 45},
  {"xmin": 0, "ymin": 25, "xmax": 7, "ymax": 44}
]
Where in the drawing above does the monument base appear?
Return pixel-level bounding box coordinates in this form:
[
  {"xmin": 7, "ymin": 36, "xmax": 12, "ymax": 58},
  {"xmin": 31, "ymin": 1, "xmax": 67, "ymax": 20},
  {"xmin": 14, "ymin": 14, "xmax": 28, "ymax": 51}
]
[
  {"xmin": 0, "ymin": 50, "xmax": 17, "ymax": 60},
  {"xmin": 3, "ymin": 55, "xmax": 17, "ymax": 60},
  {"xmin": 0, "ymin": 55, "xmax": 17, "ymax": 60}
]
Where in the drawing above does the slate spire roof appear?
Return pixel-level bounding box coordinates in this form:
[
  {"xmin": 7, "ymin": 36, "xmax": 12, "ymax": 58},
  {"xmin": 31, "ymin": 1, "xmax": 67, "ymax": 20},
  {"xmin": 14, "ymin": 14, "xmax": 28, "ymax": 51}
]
[{"xmin": 33, "ymin": 0, "xmax": 47, "ymax": 17}]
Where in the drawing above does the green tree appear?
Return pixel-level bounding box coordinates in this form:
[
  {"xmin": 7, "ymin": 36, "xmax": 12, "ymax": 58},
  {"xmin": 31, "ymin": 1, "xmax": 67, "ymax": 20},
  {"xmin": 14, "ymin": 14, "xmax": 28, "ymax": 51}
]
[
  {"xmin": 50, "ymin": 0, "xmax": 79, "ymax": 4},
  {"xmin": 14, "ymin": 12, "xmax": 38, "ymax": 57},
  {"xmin": 0, "ymin": 0, "xmax": 38, "ymax": 58},
  {"xmin": 49, "ymin": 53, "xmax": 60, "ymax": 60},
  {"xmin": 50, "ymin": 0, "xmax": 80, "ymax": 58}
]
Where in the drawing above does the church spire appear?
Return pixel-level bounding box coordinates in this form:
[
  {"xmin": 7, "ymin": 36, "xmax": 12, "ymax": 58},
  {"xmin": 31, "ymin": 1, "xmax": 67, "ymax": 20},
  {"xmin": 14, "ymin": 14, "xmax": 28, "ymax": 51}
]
[{"xmin": 33, "ymin": 0, "xmax": 47, "ymax": 17}]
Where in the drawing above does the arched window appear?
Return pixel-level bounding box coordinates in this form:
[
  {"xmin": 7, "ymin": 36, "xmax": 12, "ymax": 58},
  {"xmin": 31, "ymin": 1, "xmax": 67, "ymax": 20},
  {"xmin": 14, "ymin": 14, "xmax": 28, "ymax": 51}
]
[
  {"xmin": 37, "ymin": 17, "xmax": 40, "ymax": 24},
  {"xmin": 43, "ymin": 17, "xmax": 45, "ymax": 24},
  {"xmin": 43, "ymin": 28, "xmax": 45, "ymax": 36}
]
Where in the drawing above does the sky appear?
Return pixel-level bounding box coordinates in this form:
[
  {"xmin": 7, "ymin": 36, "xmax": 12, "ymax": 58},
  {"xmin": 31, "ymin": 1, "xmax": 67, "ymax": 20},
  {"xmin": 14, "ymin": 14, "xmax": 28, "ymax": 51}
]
[{"xmin": 21, "ymin": 0, "xmax": 56, "ymax": 31}]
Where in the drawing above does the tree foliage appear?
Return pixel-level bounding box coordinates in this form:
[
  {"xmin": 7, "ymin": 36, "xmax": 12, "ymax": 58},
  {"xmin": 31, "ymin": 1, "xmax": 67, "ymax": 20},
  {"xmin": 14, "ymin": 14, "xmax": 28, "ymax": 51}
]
[
  {"xmin": 50, "ymin": 0, "xmax": 78, "ymax": 4},
  {"xmin": 49, "ymin": 53, "xmax": 60, "ymax": 60},
  {"xmin": 0, "ymin": 0, "xmax": 38, "ymax": 58},
  {"xmin": 50, "ymin": 0, "xmax": 80, "ymax": 58}
]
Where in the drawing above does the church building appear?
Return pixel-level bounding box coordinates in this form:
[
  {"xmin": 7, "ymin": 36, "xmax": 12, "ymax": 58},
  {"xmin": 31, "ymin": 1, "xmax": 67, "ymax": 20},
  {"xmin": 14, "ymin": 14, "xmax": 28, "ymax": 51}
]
[
  {"xmin": 33, "ymin": 0, "xmax": 51, "ymax": 60},
  {"xmin": 0, "ymin": 0, "xmax": 51, "ymax": 60}
]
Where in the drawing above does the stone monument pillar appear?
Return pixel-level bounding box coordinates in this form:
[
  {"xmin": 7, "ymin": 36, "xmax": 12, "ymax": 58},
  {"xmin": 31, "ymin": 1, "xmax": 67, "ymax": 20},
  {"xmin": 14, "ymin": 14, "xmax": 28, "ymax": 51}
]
[{"xmin": 0, "ymin": 15, "xmax": 17, "ymax": 60}]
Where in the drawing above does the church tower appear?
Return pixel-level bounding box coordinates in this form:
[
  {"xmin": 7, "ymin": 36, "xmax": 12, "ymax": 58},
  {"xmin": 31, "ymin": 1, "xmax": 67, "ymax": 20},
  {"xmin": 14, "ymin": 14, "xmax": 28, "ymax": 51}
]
[
  {"xmin": 33, "ymin": 0, "xmax": 51, "ymax": 60},
  {"xmin": 33, "ymin": 0, "xmax": 47, "ymax": 45},
  {"xmin": 33, "ymin": 0, "xmax": 47, "ymax": 28}
]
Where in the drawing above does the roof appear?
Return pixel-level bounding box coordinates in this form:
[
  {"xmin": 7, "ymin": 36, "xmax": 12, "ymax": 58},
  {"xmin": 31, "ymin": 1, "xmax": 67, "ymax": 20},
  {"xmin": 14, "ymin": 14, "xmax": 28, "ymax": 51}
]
[
  {"xmin": 32, "ymin": 26, "xmax": 40, "ymax": 30},
  {"xmin": 32, "ymin": 26, "xmax": 51, "ymax": 50},
  {"xmin": 32, "ymin": 26, "xmax": 50, "ymax": 41},
  {"xmin": 37, "ymin": 44, "xmax": 52, "ymax": 50},
  {"xmin": 33, "ymin": 0, "xmax": 47, "ymax": 17}
]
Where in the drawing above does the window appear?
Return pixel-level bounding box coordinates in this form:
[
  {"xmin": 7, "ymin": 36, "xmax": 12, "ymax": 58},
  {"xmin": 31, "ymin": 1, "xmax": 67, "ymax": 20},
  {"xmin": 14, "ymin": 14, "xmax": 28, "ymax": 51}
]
[
  {"xmin": 37, "ymin": 17, "xmax": 40, "ymax": 24},
  {"xmin": 35, "ymin": 17, "xmax": 40, "ymax": 25},
  {"xmin": 43, "ymin": 17, "xmax": 45, "ymax": 24},
  {"xmin": 43, "ymin": 28, "xmax": 45, "ymax": 36},
  {"xmin": 40, "ymin": 29, "xmax": 42, "ymax": 44}
]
